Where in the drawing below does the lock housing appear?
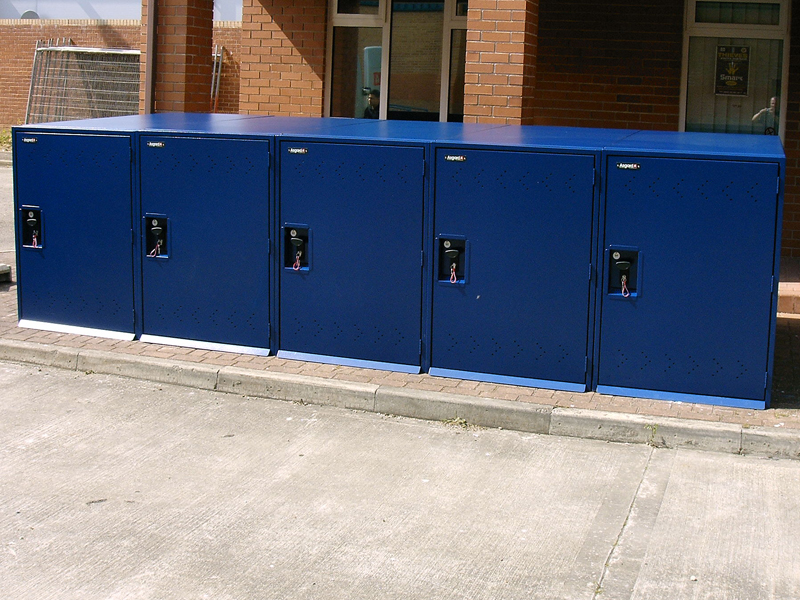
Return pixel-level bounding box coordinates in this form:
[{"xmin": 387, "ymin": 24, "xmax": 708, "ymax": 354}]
[
  {"xmin": 438, "ymin": 237, "xmax": 467, "ymax": 283},
  {"xmin": 608, "ymin": 247, "xmax": 640, "ymax": 296},
  {"xmin": 284, "ymin": 225, "xmax": 310, "ymax": 270},
  {"xmin": 145, "ymin": 215, "xmax": 169, "ymax": 258},
  {"xmin": 20, "ymin": 207, "xmax": 43, "ymax": 248}
]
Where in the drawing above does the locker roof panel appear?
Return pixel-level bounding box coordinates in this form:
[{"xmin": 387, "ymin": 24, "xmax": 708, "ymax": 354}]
[
  {"xmin": 13, "ymin": 113, "xmax": 264, "ymax": 134},
  {"xmin": 434, "ymin": 125, "xmax": 636, "ymax": 152},
  {"xmin": 302, "ymin": 120, "xmax": 503, "ymax": 144},
  {"xmin": 606, "ymin": 130, "xmax": 785, "ymax": 162}
]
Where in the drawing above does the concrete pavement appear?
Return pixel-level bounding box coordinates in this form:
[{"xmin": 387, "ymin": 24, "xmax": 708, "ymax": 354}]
[
  {"xmin": 1, "ymin": 160, "xmax": 800, "ymax": 460},
  {"xmin": 2, "ymin": 360, "xmax": 799, "ymax": 600}
]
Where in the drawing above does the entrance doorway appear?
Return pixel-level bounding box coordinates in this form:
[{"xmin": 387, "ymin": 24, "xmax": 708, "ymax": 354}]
[
  {"xmin": 681, "ymin": 0, "xmax": 790, "ymax": 137},
  {"xmin": 326, "ymin": 0, "xmax": 467, "ymax": 121}
]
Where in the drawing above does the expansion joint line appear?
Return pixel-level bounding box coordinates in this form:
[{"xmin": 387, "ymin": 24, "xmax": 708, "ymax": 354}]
[{"xmin": 592, "ymin": 446, "xmax": 655, "ymax": 599}]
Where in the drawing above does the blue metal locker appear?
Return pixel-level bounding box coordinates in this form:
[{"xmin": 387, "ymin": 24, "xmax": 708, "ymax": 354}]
[
  {"xmin": 430, "ymin": 145, "xmax": 596, "ymax": 390},
  {"xmin": 14, "ymin": 131, "xmax": 135, "ymax": 338},
  {"xmin": 278, "ymin": 139, "xmax": 425, "ymax": 372},
  {"xmin": 597, "ymin": 132, "xmax": 784, "ymax": 408},
  {"xmin": 139, "ymin": 135, "xmax": 271, "ymax": 353}
]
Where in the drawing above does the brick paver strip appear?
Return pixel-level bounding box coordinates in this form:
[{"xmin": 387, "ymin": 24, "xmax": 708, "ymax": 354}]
[{"xmin": 1, "ymin": 260, "xmax": 800, "ymax": 436}]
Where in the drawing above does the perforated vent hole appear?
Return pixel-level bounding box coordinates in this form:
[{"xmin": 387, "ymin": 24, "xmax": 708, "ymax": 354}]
[
  {"xmin": 647, "ymin": 177, "xmax": 661, "ymax": 198},
  {"xmin": 440, "ymin": 333, "xmax": 556, "ymax": 363},
  {"xmin": 744, "ymin": 182, "xmax": 762, "ymax": 203},
  {"xmin": 291, "ymin": 318, "xmax": 406, "ymax": 348},
  {"xmin": 41, "ymin": 144, "xmax": 123, "ymax": 174},
  {"xmin": 35, "ymin": 290, "xmax": 123, "ymax": 319},
  {"xmin": 153, "ymin": 303, "xmax": 257, "ymax": 331}
]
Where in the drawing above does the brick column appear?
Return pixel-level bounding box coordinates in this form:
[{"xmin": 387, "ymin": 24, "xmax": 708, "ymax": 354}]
[
  {"xmin": 239, "ymin": 0, "xmax": 326, "ymax": 116},
  {"xmin": 463, "ymin": 0, "xmax": 538, "ymax": 124},
  {"xmin": 782, "ymin": 4, "xmax": 800, "ymax": 258},
  {"xmin": 139, "ymin": 0, "xmax": 214, "ymax": 113}
]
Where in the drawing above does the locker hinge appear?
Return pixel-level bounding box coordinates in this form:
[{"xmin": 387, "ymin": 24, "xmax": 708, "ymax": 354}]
[
  {"xmin": 777, "ymin": 178, "xmax": 781, "ymax": 195},
  {"xmin": 131, "ymin": 229, "xmax": 135, "ymax": 246},
  {"xmin": 593, "ymin": 169, "xmax": 597, "ymax": 186},
  {"xmin": 765, "ymin": 372, "xmax": 769, "ymax": 390},
  {"xmin": 589, "ymin": 263, "xmax": 592, "ymax": 281},
  {"xmin": 585, "ymin": 357, "xmax": 588, "ymax": 376},
  {"xmin": 419, "ymin": 340, "xmax": 423, "ymax": 357},
  {"xmin": 421, "ymin": 250, "xmax": 424, "ymax": 267},
  {"xmin": 771, "ymin": 275, "xmax": 775, "ymax": 293},
  {"xmin": 268, "ymin": 238, "xmax": 271, "ymax": 255}
]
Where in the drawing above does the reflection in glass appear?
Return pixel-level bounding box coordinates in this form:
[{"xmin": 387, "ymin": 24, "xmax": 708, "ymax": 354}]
[
  {"xmin": 448, "ymin": 29, "xmax": 467, "ymax": 122},
  {"xmin": 388, "ymin": 0, "xmax": 443, "ymax": 120},
  {"xmin": 337, "ymin": 0, "xmax": 380, "ymax": 15},
  {"xmin": 695, "ymin": 2, "xmax": 779, "ymax": 25},
  {"xmin": 330, "ymin": 27, "xmax": 383, "ymax": 118},
  {"xmin": 685, "ymin": 36, "xmax": 783, "ymax": 134}
]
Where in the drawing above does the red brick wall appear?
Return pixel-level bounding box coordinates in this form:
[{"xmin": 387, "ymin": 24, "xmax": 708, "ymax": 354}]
[
  {"xmin": 463, "ymin": 0, "xmax": 538, "ymax": 124},
  {"xmin": 0, "ymin": 19, "xmax": 140, "ymax": 129},
  {"xmin": 783, "ymin": 5, "xmax": 800, "ymax": 258},
  {"xmin": 139, "ymin": 0, "xmax": 214, "ymax": 113},
  {"xmin": 239, "ymin": 0, "xmax": 326, "ymax": 116},
  {"xmin": 534, "ymin": 0, "xmax": 683, "ymax": 129},
  {"xmin": 212, "ymin": 23, "xmax": 242, "ymax": 114}
]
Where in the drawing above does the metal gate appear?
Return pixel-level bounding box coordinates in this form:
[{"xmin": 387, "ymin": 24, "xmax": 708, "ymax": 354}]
[{"xmin": 26, "ymin": 45, "xmax": 140, "ymax": 124}]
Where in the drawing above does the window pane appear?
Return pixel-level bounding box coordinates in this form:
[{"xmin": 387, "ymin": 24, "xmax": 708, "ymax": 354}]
[
  {"xmin": 695, "ymin": 2, "xmax": 780, "ymax": 25},
  {"xmin": 686, "ymin": 37, "xmax": 783, "ymax": 134},
  {"xmin": 447, "ymin": 29, "xmax": 466, "ymax": 122},
  {"xmin": 330, "ymin": 27, "xmax": 383, "ymax": 118},
  {"xmin": 337, "ymin": 0, "xmax": 380, "ymax": 16},
  {"xmin": 387, "ymin": 0, "xmax": 443, "ymax": 121}
]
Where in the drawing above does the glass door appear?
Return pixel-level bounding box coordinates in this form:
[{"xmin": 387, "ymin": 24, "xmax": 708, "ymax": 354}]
[
  {"xmin": 326, "ymin": 0, "xmax": 467, "ymax": 121},
  {"xmin": 681, "ymin": 0, "xmax": 790, "ymax": 137}
]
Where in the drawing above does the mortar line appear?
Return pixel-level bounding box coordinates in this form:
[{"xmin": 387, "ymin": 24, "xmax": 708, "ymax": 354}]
[{"xmin": 592, "ymin": 445, "xmax": 655, "ymax": 598}]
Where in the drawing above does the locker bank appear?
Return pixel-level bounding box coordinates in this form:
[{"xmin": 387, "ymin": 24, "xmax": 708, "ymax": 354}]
[
  {"xmin": 136, "ymin": 116, "xmax": 360, "ymax": 355},
  {"xmin": 596, "ymin": 131, "xmax": 784, "ymax": 409},
  {"xmin": 276, "ymin": 120, "xmax": 498, "ymax": 373},
  {"xmin": 12, "ymin": 113, "xmax": 275, "ymax": 347},
  {"xmin": 12, "ymin": 116, "xmax": 785, "ymax": 409}
]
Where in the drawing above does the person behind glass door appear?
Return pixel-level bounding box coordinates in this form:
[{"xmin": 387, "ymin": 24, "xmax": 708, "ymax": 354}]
[
  {"xmin": 363, "ymin": 89, "xmax": 380, "ymax": 119},
  {"xmin": 752, "ymin": 96, "xmax": 778, "ymax": 134}
]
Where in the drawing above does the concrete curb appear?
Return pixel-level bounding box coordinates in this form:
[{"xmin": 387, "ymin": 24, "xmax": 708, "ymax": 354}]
[
  {"xmin": 375, "ymin": 386, "xmax": 552, "ymax": 434},
  {"xmin": 550, "ymin": 408, "xmax": 742, "ymax": 455},
  {"xmin": 217, "ymin": 366, "xmax": 378, "ymax": 412},
  {"xmin": 1, "ymin": 338, "xmax": 798, "ymax": 459},
  {"xmin": 0, "ymin": 151, "xmax": 11, "ymax": 167}
]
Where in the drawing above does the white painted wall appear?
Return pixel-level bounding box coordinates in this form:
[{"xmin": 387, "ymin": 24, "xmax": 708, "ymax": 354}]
[{"xmin": 0, "ymin": 0, "xmax": 242, "ymax": 21}]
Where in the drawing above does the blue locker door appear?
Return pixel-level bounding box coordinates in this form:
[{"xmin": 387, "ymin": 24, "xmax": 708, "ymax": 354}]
[
  {"xmin": 598, "ymin": 157, "xmax": 779, "ymax": 401},
  {"xmin": 15, "ymin": 132, "xmax": 134, "ymax": 334},
  {"xmin": 279, "ymin": 141, "xmax": 424, "ymax": 369},
  {"xmin": 432, "ymin": 148, "xmax": 596, "ymax": 387},
  {"xmin": 140, "ymin": 136, "xmax": 270, "ymax": 349}
]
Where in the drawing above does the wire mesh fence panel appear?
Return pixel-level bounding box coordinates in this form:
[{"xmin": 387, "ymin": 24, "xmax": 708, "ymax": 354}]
[{"xmin": 26, "ymin": 46, "xmax": 140, "ymax": 124}]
